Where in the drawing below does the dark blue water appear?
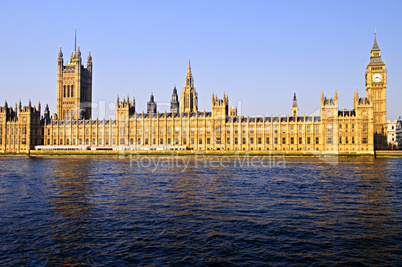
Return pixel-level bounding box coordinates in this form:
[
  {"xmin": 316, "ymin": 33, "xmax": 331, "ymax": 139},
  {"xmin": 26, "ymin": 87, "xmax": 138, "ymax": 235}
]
[{"xmin": 0, "ymin": 156, "xmax": 401, "ymax": 266}]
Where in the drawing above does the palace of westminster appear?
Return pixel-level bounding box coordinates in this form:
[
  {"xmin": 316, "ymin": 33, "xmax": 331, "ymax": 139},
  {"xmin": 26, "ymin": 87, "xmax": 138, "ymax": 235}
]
[{"xmin": 0, "ymin": 32, "xmax": 388, "ymax": 153}]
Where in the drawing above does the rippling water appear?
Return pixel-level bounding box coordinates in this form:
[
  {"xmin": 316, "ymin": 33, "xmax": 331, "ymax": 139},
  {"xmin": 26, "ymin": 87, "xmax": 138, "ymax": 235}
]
[{"xmin": 0, "ymin": 156, "xmax": 401, "ymax": 266}]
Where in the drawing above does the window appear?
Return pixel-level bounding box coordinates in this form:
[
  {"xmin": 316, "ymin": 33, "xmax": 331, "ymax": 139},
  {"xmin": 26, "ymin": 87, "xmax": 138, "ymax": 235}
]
[
  {"xmin": 258, "ymin": 137, "xmax": 261, "ymax": 144},
  {"xmin": 352, "ymin": 137, "xmax": 355, "ymax": 144},
  {"xmin": 216, "ymin": 137, "xmax": 221, "ymax": 144},
  {"xmin": 315, "ymin": 126, "xmax": 320, "ymax": 133},
  {"xmin": 339, "ymin": 124, "xmax": 342, "ymax": 132},
  {"xmin": 22, "ymin": 138, "xmax": 26, "ymax": 145},
  {"xmin": 266, "ymin": 137, "xmax": 270, "ymax": 144},
  {"xmin": 327, "ymin": 137, "xmax": 332, "ymax": 144},
  {"xmin": 120, "ymin": 138, "xmax": 125, "ymax": 145},
  {"xmin": 266, "ymin": 126, "xmax": 270, "ymax": 133},
  {"xmin": 153, "ymin": 138, "xmax": 156, "ymax": 145},
  {"xmin": 274, "ymin": 137, "xmax": 278, "ymax": 145},
  {"xmin": 235, "ymin": 137, "xmax": 238, "ymax": 145},
  {"xmin": 345, "ymin": 124, "xmax": 349, "ymax": 132},
  {"xmin": 345, "ymin": 137, "xmax": 348, "ymax": 144},
  {"xmin": 340, "ymin": 137, "xmax": 343, "ymax": 144},
  {"xmin": 352, "ymin": 124, "xmax": 355, "ymax": 132},
  {"xmin": 137, "ymin": 138, "xmax": 141, "ymax": 145},
  {"xmin": 362, "ymin": 124, "xmax": 368, "ymax": 133},
  {"xmin": 290, "ymin": 126, "xmax": 294, "ymax": 133},
  {"xmin": 145, "ymin": 138, "xmax": 148, "ymax": 145},
  {"xmin": 282, "ymin": 126, "xmax": 286, "ymax": 133},
  {"xmin": 282, "ymin": 137, "xmax": 286, "ymax": 144},
  {"xmin": 242, "ymin": 138, "xmax": 246, "ymax": 145},
  {"xmin": 199, "ymin": 138, "xmax": 203, "ymax": 145},
  {"xmin": 130, "ymin": 138, "xmax": 134, "ymax": 145},
  {"xmin": 362, "ymin": 137, "xmax": 367, "ymax": 144},
  {"xmin": 227, "ymin": 127, "xmax": 230, "ymax": 134},
  {"xmin": 216, "ymin": 126, "xmax": 221, "ymax": 134},
  {"xmin": 235, "ymin": 127, "xmax": 239, "ymax": 134},
  {"xmin": 299, "ymin": 126, "xmax": 303, "ymax": 133},
  {"xmin": 299, "ymin": 137, "xmax": 302, "ymax": 144},
  {"xmin": 168, "ymin": 138, "xmax": 171, "ymax": 145},
  {"xmin": 316, "ymin": 137, "xmax": 319, "ymax": 144},
  {"xmin": 327, "ymin": 124, "xmax": 332, "ymax": 133},
  {"xmin": 290, "ymin": 137, "xmax": 294, "ymax": 144},
  {"xmin": 160, "ymin": 138, "xmax": 163, "ymax": 144},
  {"xmin": 207, "ymin": 138, "xmax": 210, "ymax": 145},
  {"xmin": 183, "ymin": 138, "xmax": 186, "ymax": 145},
  {"xmin": 226, "ymin": 138, "xmax": 230, "ymax": 145},
  {"xmin": 250, "ymin": 137, "xmax": 254, "ymax": 144},
  {"xmin": 176, "ymin": 138, "xmax": 180, "ymax": 145}
]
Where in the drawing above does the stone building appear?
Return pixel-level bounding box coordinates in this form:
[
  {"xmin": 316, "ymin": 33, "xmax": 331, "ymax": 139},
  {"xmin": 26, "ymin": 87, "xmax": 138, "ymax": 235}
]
[
  {"xmin": 387, "ymin": 118, "xmax": 402, "ymax": 149},
  {"xmin": 0, "ymin": 32, "xmax": 388, "ymax": 154}
]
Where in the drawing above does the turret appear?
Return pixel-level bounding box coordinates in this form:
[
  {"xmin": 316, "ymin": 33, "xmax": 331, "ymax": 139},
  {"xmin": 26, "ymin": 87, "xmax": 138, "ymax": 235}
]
[
  {"xmin": 170, "ymin": 86, "xmax": 180, "ymax": 113},
  {"xmin": 44, "ymin": 104, "xmax": 50, "ymax": 121},
  {"xmin": 147, "ymin": 93, "xmax": 157, "ymax": 114},
  {"xmin": 292, "ymin": 92, "xmax": 298, "ymax": 117}
]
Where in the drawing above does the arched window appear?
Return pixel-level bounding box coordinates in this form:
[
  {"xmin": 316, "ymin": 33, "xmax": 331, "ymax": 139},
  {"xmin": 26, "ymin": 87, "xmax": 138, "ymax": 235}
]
[
  {"xmin": 67, "ymin": 85, "xmax": 70, "ymax": 97},
  {"xmin": 64, "ymin": 85, "xmax": 66, "ymax": 97},
  {"xmin": 71, "ymin": 85, "xmax": 74, "ymax": 97}
]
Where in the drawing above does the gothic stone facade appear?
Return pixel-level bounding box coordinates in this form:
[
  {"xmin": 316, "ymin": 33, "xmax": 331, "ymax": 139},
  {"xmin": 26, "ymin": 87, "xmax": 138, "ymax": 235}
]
[{"xmin": 0, "ymin": 33, "xmax": 386, "ymax": 154}]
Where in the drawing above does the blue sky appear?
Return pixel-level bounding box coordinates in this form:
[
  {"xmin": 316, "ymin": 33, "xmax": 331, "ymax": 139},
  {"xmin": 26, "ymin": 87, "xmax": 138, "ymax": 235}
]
[{"xmin": 1, "ymin": 0, "xmax": 401, "ymax": 119}]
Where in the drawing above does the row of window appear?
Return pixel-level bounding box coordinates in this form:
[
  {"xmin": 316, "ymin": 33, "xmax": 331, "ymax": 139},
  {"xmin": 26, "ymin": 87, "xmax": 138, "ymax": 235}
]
[
  {"xmin": 0, "ymin": 138, "xmax": 27, "ymax": 145},
  {"xmin": 326, "ymin": 137, "xmax": 368, "ymax": 144}
]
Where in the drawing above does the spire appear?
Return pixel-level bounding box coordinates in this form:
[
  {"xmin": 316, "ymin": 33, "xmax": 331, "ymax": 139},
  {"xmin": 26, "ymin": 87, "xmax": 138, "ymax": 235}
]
[
  {"xmin": 188, "ymin": 57, "xmax": 191, "ymax": 73},
  {"xmin": 372, "ymin": 28, "xmax": 380, "ymax": 50},
  {"xmin": 58, "ymin": 46, "xmax": 63, "ymax": 59},
  {"xmin": 292, "ymin": 92, "xmax": 297, "ymax": 107},
  {"xmin": 87, "ymin": 50, "xmax": 92, "ymax": 62}
]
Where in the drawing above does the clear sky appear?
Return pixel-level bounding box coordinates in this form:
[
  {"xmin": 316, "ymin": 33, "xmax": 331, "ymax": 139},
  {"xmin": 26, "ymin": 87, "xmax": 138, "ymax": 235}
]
[{"xmin": 1, "ymin": 0, "xmax": 401, "ymax": 120}]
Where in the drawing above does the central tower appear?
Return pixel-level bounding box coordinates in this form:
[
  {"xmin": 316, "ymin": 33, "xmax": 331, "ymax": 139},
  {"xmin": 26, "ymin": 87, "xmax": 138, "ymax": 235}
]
[
  {"xmin": 365, "ymin": 30, "xmax": 387, "ymax": 149},
  {"xmin": 180, "ymin": 59, "xmax": 198, "ymax": 113},
  {"xmin": 57, "ymin": 43, "xmax": 92, "ymax": 120}
]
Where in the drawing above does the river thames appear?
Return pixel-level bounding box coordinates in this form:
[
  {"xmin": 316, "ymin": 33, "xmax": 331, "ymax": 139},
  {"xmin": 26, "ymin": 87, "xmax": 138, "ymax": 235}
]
[{"xmin": 0, "ymin": 156, "xmax": 401, "ymax": 266}]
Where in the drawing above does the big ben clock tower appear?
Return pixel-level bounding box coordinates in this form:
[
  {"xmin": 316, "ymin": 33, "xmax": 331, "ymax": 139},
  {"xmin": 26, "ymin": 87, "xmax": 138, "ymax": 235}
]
[{"xmin": 365, "ymin": 30, "xmax": 387, "ymax": 149}]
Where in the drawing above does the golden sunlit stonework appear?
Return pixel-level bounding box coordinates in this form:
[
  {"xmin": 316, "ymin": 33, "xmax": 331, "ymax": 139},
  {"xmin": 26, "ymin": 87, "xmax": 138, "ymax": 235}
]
[{"xmin": 0, "ymin": 33, "xmax": 387, "ymax": 154}]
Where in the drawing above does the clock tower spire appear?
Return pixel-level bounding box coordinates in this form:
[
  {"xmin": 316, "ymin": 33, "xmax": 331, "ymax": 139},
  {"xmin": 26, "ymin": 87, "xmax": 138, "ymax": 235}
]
[{"xmin": 365, "ymin": 29, "xmax": 387, "ymax": 149}]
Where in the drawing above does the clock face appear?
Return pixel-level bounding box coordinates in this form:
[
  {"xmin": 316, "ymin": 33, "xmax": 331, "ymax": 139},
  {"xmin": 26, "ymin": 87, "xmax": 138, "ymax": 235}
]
[{"xmin": 372, "ymin": 73, "xmax": 382, "ymax": 83}]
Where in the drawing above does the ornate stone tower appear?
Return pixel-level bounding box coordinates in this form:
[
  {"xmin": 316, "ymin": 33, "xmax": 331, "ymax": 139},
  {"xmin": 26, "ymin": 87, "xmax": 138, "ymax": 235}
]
[
  {"xmin": 57, "ymin": 44, "xmax": 92, "ymax": 120},
  {"xmin": 147, "ymin": 94, "xmax": 157, "ymax": 114},
  {"xmin": 170, "ymin": 86, "xmax": 180, "ymax": 113},
  {"xmin": 180, "ymin": 59, "xmax": 198, "ymax": 113},
  {"xmin": 292, "ymin": 93, "xmax": 298, "ymax": 117},
  {"xmin": 365, "ymin": 30, "xmax": 387, "ymax": 149}
]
